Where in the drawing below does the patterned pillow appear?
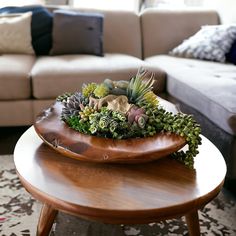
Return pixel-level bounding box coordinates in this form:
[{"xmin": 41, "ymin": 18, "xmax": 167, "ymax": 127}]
[{"xmin": 170, "ymin": 25, "xmax": 236, "ymax": 62}]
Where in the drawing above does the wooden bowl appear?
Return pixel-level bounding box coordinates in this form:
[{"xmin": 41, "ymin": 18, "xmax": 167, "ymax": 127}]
[{"xmin": 34, "ymin": 101, "xmax": 186, "ymax": 163}]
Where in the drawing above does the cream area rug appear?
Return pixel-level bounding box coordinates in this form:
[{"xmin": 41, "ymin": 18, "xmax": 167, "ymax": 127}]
[
  {"xmin": 0, "ymin": 155, "xmax": 41, "ymax": 236},
  {"xmin": 1, "ymin": 155, "xmax": 236, "ymax": 236}
]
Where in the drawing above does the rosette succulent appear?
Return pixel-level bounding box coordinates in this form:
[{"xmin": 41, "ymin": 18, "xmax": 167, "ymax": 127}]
[
  {"xmin": 61, "ymin": 92, "xmax": 88, "ymax": 120},
  {"xmin": 99, "ymin": 116, "xmax": 110, "ymax": 129}
]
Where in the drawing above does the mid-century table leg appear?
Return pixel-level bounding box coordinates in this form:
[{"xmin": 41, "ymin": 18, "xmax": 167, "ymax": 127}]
[
  {"xmin": 37, "ymin": 203, "xmax": 58, "ymax": 236},
  {"xmin": 185, "ymin": 210, "xmax": 200, "ymax": 236}
]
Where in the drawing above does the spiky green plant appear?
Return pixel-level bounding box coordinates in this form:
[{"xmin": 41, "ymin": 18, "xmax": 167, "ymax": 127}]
[
  {"xmin": 82, "ymin": 83, "xmax": 97, "ymax": 97},
  {"xmin": 127, "ymin": 69, "xmax": 155, "ymax": 104},
  {"xmin": 94, "ymin": 83, "xmax": 109, "ymax": 98},
  {"xmin": 139, "ymin": 91, "xmax": 159, "ymax": 108}
]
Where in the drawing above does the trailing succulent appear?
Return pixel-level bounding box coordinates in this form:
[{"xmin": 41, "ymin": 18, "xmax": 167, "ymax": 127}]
[{"xmin": 57, "ymin": 69, "xmax": 201, "ymax": 169}]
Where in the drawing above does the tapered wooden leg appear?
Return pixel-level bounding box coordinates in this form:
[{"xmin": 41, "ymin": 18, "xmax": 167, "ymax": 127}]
[
  {"xmin": 37, "ymin": 203, "xmax": 58, "ymax": 236},
  {"xmin": 185, "ymin": 210, "xmax": 200, "ymax": 236}
]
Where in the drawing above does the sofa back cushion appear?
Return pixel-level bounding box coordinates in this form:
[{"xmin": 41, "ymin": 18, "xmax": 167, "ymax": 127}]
[
  {"xmin": 102, "ymin": 10, "xmax": 142, "ymax": 58},
  {"xmin": 141, "ymin": 9, "xmax": 219, "ymax": 58},
  {"xmin": 46, "ymin": 6, "xmax": 142, "ymax": 58},
  {"xmin": 51, "ymin": 10, "xmax": 103, "ymax": 56}
]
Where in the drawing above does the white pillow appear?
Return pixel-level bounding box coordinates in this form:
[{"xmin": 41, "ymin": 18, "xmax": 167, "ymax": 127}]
[
  {"xmin": 0, "ymin": 12, "xmax": 34, "ymax": 54},
  {"xmin": 170, "ymin": 24, "xmax": 236, "ymax": 62}
]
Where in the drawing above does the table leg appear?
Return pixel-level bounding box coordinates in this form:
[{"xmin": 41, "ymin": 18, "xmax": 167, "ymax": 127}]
[
  {"xmin": 185, "ymin": 210, "xmax": 200, "ymax": 236},
  {"xmin": 37, "ymin": 203, "xmax": 58, "ymax": 236}
]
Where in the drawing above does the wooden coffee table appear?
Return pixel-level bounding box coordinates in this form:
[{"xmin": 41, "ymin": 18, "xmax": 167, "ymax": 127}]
[{"xmin": 14, "ymin": 127, "xmax": 226, "ymax": 236}]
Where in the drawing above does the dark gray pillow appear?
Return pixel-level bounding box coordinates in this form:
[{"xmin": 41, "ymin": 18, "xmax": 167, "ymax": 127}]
[{"xmin": 51, "ymin": 10, "xmax": 103, "ymax": 56}]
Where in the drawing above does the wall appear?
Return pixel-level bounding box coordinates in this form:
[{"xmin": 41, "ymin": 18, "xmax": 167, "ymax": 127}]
[
  {"xmin": 0, "ymin": 0, "xmax": 45, "ymax": 7},
  {"xmin": 46, "ymin": 0, "xmax": 68, "ymax": 5},
  {"xmin": 203, "ymin": 0, "xmax": 236, "ymax": 24}
]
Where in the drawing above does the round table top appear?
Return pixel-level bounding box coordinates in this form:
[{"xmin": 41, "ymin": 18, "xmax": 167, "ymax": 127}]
[{"xmin": 14, "ymin": 127, "xmax": 226, "ymax": 224}]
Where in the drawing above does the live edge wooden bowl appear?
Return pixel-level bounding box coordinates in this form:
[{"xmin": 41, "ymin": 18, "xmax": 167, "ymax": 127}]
[{"xmin": 34, "ymin": 100, "xmax": 186, "ymax": 164}]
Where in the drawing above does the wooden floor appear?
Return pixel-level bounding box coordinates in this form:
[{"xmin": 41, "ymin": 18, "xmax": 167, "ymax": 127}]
[{"xmin": 0, "ymin": 126, "xmax": 29, "ymax": 154}]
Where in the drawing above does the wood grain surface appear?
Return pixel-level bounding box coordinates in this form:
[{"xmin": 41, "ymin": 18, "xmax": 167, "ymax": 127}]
[
  {"xmin": 34, "ymin": 100, "xmax": 186, "ymax": 163},
  {"xmin": 14, "ymin": 127, "xmax": 226, "ymax": 224}
]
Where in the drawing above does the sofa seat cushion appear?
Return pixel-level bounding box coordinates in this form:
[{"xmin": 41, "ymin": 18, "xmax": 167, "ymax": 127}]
[
  {"xmin": 0, "ymin": 54, "xmax": 35, "ymax": 100},
  {"xmin": 145, "ymin": 55, "xmax": 236, "ymax": 135},
  {"xmin": 31, "ymin": 53, "xmax": 166, "ymax": 99}
]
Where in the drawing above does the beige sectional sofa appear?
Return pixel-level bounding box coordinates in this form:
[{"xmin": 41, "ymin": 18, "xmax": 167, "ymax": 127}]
[{"xmin": 0, "ymin": 7, "xmax": 236, "ymax": 185}]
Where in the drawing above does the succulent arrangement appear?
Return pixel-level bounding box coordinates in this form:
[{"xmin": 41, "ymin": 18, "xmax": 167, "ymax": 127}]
[{"xmin": 57, "ymin": 69, "xmax": 201, "ymax": 168}]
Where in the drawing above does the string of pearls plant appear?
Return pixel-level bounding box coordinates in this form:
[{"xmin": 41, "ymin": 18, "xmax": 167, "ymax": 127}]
[{"xmin": 57, "ymin": 69, "xmax": 201, "ymax": 168}]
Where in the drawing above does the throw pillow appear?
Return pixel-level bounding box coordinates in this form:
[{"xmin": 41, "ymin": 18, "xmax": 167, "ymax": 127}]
[
  {"xmin": 226, "ymin": 40, "xmax": 236, "ymax": 65},
  {"xmin": 0, "ymin": 12, "xmax": 34, "ymax": 54},
  {"xmin": 170, "ymin": 25, "xmax": 236, "ymax": 62},
  {"xmin": 51, "ymin": 10, "xmax": 103, "ymax": 56},
  {"xmin": 0, "ymin": 6, "xmax": 53, "ymax": 55}
]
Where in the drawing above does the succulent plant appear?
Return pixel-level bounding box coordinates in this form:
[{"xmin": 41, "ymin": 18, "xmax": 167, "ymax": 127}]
[
  {"xmin": 79, "ymin": 106, "xmax": 95, "ymax": 122},
  {"xmin": 126, "ymin": 68, "xmax": 155, "ymax": 104},
  {"xmin": 61, "ymin": 92, "xmax": 88, "ymax": 120},
  {"xmin": 127, "ymin": 106, "xmax": 146, "ymax": 124},
  {"xmin": 66, "ymin": 115, "xmax": 90, "ymax": 134},
  {"xmin": 82, "ymin": 83, "xmax": 97, "ymax": 97},
  {"xmin": 56, "ymin": 92, "xmax": 73, "ymax": 102},
  {"xmin": 99, "ymin": 116, "xmax": 110, "ymax": 129},
  {"xmin": 112, "ymin": 111, "xmax": 126, "ymax": 121},
  {"xmin": 109, "ymin": 120, "xmax": 118, "ymax": 132},
  {"xmin": 94, "ymin": 83, "xmax": 109, "ymax": 98},
  {"xmin": 89, "ymin": 124, "xmax": 98, "ymax": 134},
  {"xmin": 143, "ymin": 105, "xmax": 202, "ymax": 169},
  {"xmin": 103, "ymin": 78, "xmax": 114, "ymax": 90},
  {"xmin": 60, "ymin": 70, "xmax": 201, "ymax": 169},
  {"xmin": 103, "ymin": 78, "xmax": 129, "ymax": 96},
  {"xmin": 135, "ymin": 114, "xmax": 148, "ymax": 129},
  {"xmin": 139, "ymin": 91, "xmax": 159, "ymax": 108}
]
